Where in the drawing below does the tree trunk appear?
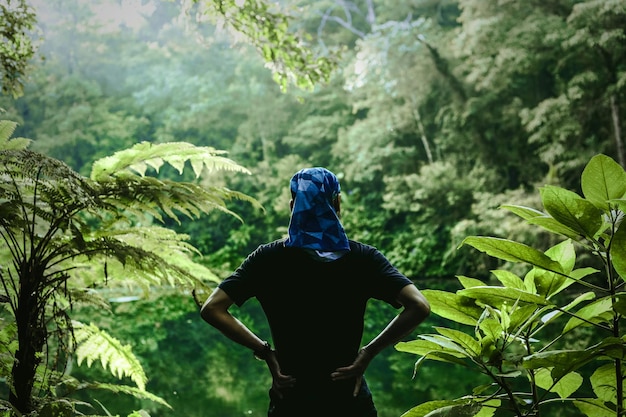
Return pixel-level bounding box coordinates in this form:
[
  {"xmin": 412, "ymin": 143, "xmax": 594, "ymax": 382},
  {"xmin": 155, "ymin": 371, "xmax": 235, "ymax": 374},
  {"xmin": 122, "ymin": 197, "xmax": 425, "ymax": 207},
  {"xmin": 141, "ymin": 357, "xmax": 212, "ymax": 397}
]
[
  {"xmin": 9, "ymin": 269, "xmax": 45, "ymax": 414},
  {"xmin": 610, "ymin": 95, "xmax": 625, "ymax": 168}
]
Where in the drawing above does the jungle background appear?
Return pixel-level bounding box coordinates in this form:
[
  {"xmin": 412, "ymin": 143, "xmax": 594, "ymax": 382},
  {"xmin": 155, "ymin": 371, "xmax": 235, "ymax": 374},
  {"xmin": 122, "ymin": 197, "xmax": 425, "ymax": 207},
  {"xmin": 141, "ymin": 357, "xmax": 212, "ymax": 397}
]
[{"xmin": 0, "ymin": 0, "xmax": 624, "ymax": 416}]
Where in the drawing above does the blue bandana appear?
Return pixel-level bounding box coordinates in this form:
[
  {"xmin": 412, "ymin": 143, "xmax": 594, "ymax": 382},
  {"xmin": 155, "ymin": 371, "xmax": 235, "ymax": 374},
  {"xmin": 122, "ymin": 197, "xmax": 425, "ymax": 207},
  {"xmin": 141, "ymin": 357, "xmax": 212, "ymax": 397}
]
[{"xmin": 285, "ymin": 167, "xmax": 350, "ymax": 252}]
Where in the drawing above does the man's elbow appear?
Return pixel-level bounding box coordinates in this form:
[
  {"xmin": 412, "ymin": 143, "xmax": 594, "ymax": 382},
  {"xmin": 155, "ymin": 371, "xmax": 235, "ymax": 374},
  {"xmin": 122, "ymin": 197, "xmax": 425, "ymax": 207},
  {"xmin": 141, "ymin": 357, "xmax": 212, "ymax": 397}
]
[
  {"xmin": 407, "ymin": 294, "xmax": 430, "ymax": 320},
  {"xmin": 416, "ymin": 294, "xmax": 431, "ymax": 320},
  {"xmin": 200, "ymin": 300, "xmax": 221, "ymax": 325}
]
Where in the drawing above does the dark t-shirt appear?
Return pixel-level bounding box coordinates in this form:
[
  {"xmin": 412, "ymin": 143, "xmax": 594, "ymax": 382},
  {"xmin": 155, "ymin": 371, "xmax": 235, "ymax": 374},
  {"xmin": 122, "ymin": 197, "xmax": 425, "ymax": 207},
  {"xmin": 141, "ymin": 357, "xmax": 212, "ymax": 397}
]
[{"xmin": 219, "ymin": 239, "xmax": 412, "ymax": 386}]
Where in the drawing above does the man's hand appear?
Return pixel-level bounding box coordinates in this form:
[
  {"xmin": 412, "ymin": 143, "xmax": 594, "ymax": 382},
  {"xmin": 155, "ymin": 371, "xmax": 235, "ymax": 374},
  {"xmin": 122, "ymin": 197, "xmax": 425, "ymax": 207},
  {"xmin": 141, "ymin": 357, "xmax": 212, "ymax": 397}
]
[
  {"xmin": 265, "ymin": 351, "xmax": 296, "ymax": 399},
  {"xmin": 329, "ymin": 347, "xmax": 374, "ymax": 396}
]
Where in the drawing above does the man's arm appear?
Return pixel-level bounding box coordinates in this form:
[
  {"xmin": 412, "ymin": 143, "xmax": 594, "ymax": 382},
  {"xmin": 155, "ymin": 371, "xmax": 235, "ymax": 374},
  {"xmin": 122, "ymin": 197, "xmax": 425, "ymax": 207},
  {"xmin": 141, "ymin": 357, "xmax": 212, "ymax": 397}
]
[
  {"xmin": 330, "ymin": 283, "xmax": 430, "ymax": 395},
  {"xmin": 362, "ymin": 283, "xmax": 430, "ymax": 356},
  {"xmin": 200, "ymin": 288, "xmax": 296, "ymax": 396},
  {"xmin": 200, "ymin": 288, "xmax": 268, "ymax": 354}
]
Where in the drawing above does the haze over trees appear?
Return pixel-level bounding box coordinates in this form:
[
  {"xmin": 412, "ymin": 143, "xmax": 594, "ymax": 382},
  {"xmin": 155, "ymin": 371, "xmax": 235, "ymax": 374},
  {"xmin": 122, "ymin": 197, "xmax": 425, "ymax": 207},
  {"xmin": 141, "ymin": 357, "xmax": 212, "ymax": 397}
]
[{"xmin": 0, "ymin": 0, "xmax": 624, "ymax": 416}]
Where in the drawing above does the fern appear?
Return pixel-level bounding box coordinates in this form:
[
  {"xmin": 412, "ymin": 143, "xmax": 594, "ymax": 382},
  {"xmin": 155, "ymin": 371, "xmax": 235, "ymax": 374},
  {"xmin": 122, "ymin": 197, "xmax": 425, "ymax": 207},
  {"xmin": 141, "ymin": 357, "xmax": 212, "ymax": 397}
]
[
  {"xmin": 72, "ymin": 321, "xmax": 147, "ymax": 391},
  {"xmin": 86, "ymin": 384, "xmax": 170, "ymax": 409},
  {"xmin": 0, "ymin": 121, "xmax": 257, "ymax": 414},
  {"xmin": 90, "ymin": 141, "xmax": 250, "ymax": 180},
  {"xmin": 0, "ymin": 120, "xmax": 31, "ymax": 150}
]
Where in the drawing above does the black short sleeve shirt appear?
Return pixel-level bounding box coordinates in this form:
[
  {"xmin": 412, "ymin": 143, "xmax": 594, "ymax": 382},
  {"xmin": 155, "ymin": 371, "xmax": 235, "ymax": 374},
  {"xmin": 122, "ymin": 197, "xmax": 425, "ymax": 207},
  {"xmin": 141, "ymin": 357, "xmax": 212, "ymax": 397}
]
[{"xmin": 218, "ymin": 239, "xmax": 413, "ymax": 382}]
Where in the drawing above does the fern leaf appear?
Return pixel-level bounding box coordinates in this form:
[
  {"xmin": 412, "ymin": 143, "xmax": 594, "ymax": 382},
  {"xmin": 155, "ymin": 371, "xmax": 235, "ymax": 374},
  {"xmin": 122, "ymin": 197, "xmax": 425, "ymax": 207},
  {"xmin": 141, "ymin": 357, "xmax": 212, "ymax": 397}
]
[
  {"xmin": 0, "ymin": 120, "xmax": 31, "ymax": 151},
  {"xmin": 0, "ymin": 120, "xmax": 17, "ymax": 144},
  {"xmin": 72, "ymin": 321, "xmax": 147, "ymax": 391},
  {"xmin": 87, "ymin": 382, "xmax": 171, "ymax": 408},
  {"xmin": 90, "ymin": 141, "xmax": 249, "ymax": 181}
]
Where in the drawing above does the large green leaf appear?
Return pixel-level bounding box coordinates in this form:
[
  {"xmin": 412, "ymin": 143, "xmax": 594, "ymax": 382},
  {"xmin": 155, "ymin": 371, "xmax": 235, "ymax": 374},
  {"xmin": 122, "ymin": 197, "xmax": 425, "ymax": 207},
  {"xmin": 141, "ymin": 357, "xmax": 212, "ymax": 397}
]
[
  {"xmin": 524, "ymin": 338, "xmax": 624, "ymax": 379},
  {"xmin": 491, "ymin": 270, "xmax": 525, "ymax": 290},
  {"xmin": 534, "ymin": 368, "xmax": 583, "ymax": 399},
  {"xmin": 581, "ymin": 154, "xmax": 626, "ymax": 211},
  {"xmin": 613, "ymin": 292, "xmax": 626, "ymax": 316},
  {"xmin": 422, "ymin": 289, "xmax": 484, "ymax": 326},
  {"xmin": 523, "ymin": 350, "xmax": 594, "ymax": 379},
  {"xmin": 395, "ymin": 340, "xmax": 469, "ymax": 367},
  {"xmin": 562, "ymin": 297, "xmax": 613, "ymax": 333},
  {"xmin": 461, "ymin": 237, "xmax": 564, "ymax": 273},
  {"xmin": 611, "ymin": 220, "xmax": 626, "ymax": 280},
  {"xmin": 458, "ymin": 275, "xmax": 488, "ymax": 289},
  {"xmin": 458, "ymin": 286, "xmax": 551, "ymax": 307},
  {"xmin": 502, "ymin": 205, "xmax": 582, "ymax": 240},
  {"xmin": 590, "ymin": 363, "xmax": 620, "ymax": 404},
  {"xmin": 401, "ymin": 400, "xmax": 470, "ymax": 417},
  {"xmin": 401, "ymin": 400, "xmax": 481, "ymax": 417},
  {"xmin": 550, "ymin": 267, "xmax": 597, "ymax": 296},
  {"xmin": 527, "ymin": 216, "xmax": 583, "ymax": 240},
  {"xmin": 434, "ymin": 327, "xmax": 481, "ymax": 357},
  {"xmin": 540, "ymin": 185, "xmax": 603, "ymax": 239},
  {"xmin": 573, "ymin": 398, "xmax": 616, "ymax": 417}
]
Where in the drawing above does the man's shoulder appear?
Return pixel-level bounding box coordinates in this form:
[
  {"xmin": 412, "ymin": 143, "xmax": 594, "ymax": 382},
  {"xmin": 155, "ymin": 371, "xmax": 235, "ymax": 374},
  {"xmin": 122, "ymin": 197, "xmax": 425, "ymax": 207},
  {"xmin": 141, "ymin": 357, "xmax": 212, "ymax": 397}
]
[
  {"xmin": 347, "ymin": 239, "xmax": 378, "ymax": 254},
  {"xmin": 250, "ymin": 239, "xmax": 290, "ymax": 257}
]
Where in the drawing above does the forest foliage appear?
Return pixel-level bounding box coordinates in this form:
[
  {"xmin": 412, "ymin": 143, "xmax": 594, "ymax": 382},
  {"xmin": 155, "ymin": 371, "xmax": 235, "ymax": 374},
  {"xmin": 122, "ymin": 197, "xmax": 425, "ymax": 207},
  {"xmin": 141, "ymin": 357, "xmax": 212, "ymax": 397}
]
[{"xmin": 0, "ymin": 0, "xmax": 625, "ymax": 416}]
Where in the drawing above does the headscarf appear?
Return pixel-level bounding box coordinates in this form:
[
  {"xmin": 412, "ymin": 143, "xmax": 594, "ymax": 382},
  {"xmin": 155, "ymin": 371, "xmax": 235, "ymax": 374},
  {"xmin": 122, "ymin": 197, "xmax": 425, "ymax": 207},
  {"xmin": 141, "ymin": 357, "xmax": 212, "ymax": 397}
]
[{"xmin": 284, "ymin": 167, "xmax": 350, "ymax": 252}]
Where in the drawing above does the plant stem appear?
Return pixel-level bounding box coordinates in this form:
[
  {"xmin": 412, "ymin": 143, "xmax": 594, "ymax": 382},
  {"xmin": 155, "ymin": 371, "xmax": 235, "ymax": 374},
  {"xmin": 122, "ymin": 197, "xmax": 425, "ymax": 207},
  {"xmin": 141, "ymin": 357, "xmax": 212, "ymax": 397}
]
[
  {"xmin": 606, "ymin": 213, "xmax": 624, "ymax": 417},
  {"xmin": 525, "ymin": 333, "xmax": 540, "ymax": 417},
  {"xmin": 482, "ymin": 364, "xmax": 524, "ymax": 417}
]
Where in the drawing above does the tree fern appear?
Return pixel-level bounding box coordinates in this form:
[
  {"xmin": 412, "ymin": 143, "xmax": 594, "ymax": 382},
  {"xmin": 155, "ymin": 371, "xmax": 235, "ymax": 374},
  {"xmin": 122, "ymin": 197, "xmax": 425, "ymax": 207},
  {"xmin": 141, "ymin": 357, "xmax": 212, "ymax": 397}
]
[{"xmin": 0, "ymin": 120, "xmax": 259, "ymax": 413}]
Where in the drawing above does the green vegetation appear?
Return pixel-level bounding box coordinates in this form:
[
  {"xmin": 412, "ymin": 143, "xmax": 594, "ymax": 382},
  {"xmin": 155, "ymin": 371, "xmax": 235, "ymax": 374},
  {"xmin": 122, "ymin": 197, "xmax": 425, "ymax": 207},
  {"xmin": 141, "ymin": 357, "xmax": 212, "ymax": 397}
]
[
  {"xmin": 398, "ymin": 154, "xmax": 626, "ymax": 416},
  {"xmin": 0, "ymin": 0, "xmax": 624, "ymax": 416},
  {"xmin": 0, "ymin": 120, "xmax": 258, "ymax": 415}
]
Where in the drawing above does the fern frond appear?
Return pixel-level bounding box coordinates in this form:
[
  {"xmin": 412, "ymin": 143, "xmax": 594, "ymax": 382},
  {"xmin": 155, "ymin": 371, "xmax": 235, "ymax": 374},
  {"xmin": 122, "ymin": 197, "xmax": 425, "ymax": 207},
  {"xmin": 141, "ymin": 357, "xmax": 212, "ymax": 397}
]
[
  {"xmin": 85, "ymin": 382, "xmax": 170, "ymax": 409},
  {"xmin": 78, "ymin": 236, "xmax": 204, "ymax": 289},
  {"xmin": 72, "ymin": 321, "xmax": 147, "ymax": 391},
  {"xmin": 0, "ymin": 120, "xmax": 31, "ymax": 151},
  {"xmin": 88, "ymin": 225, "xmax": 220, "ymax": 286},
  {"xmin": 68, "ymin": 288, "xmax": 112, "ymax": 312},
  {"xmin": 97, "ymin": 175, "xmax": 262, "ymax": 225},
  {"xmin": 90, "ymin": 141, "xmax": 250, "ymax": 181}
]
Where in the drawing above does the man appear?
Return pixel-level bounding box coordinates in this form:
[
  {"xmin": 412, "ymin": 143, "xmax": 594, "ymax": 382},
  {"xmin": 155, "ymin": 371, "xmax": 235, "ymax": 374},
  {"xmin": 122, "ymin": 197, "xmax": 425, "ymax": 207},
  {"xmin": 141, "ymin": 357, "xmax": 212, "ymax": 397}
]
[{"xmin": 201, "ymin": 167, "xmax": 430, "ymax": 417}]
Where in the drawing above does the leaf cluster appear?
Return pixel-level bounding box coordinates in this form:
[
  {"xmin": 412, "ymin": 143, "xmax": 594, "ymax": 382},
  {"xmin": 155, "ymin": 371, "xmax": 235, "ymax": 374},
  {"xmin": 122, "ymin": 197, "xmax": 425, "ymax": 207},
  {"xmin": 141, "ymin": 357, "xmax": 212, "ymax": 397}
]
[{"xmin": 398, "ymin": 154, "xmax": 626, "ymax": 417}]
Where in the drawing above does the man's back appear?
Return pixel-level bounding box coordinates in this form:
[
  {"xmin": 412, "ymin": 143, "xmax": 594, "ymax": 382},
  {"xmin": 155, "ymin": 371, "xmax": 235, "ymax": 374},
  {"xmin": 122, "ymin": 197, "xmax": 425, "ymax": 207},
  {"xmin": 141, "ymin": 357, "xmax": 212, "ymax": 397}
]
[{"xmin": 219, "ymin": 239, "xmax": 412, "ymax": 384}]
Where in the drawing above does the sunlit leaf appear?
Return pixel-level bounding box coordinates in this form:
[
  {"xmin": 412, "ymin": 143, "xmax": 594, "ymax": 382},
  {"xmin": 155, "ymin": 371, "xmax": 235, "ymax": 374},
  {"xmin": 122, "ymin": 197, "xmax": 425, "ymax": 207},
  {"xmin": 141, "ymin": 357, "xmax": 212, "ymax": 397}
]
[
  {"xmin": 434, "ymin": 327, "xmax": 481, "ymax": 356},
  {"xmin": 562, "ymin": 297, "xmax": 613, "ymax": 333},
  {"xmin": 573, "ymin": 398, "xmax": 614, "ymax": 417},
  {"xmin": 524, "ymin": 338, "xmax": 624, "ymax": 379},
  {"xmin": 527, "ymin": 216, "xmax": 582, "ymax": 240},
  {"xmin": 503, "ymin": 204, "xmax": 582, "ymax": 239},
  {"xmin": 400, "ymin": 399, "xmax": 468, "ymax": 417},
  {"xmin": 73, "ymin": 321, "xmax": 147, "ymax": 391},
  {"xmin": 534, "ymin": 368, "xmax": 583, "ymax": 398},
  {"xmin": 611, "ymin": 221, "xmax": 626, "ymax": 280},
  {"xmin": 422, "ymin": 289, "xmax": 483, "ymax": 326},
  {"xmin": 590, "ymin": 363, "xmax": 620, "ymax": 403},
  {"xmin": 581, "ymin": 154, "xmax": 626, "ymax": 211},
  {"xmin": 458, "ymin": 286, "xmax": 551, "ymax": 307},
  {"xmin": 540, "ymin": 185, "xmax": 603, "ymax": 239},
  {"xmin": 461, "ymin": 237, "xmax": 564, "ymax": 274},
  {"xmin": 458, "ymin": 275, "xmax": 487, "ymax": 289},
  {"xmin": 491, "ymin": 270, "xmax": 525, "ymax": 290},
  {"xmin": 613, "ymin": 292, "xmax": 626, "ymax": 316},
  {"xmin": 473, "ymin": 399, "xmax": 500, "ymax": 417},
  {"xmin": 395, "ymin": 340, "xmax": 469, "ymax": 367}
]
